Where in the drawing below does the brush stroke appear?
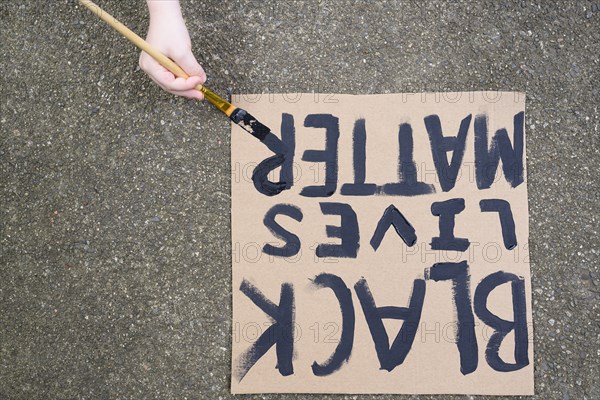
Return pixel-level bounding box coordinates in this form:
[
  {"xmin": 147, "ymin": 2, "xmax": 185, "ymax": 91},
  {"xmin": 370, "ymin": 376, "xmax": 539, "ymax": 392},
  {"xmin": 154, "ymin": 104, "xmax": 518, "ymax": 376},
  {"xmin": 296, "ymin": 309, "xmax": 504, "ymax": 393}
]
[
  {"xmin": 424, "ymin": 114, "xmax": 472, "ymax": 192},
  {"xmin": 382, "ymin": 122, "xmax": 436, "ymax": 196},
  {"xmin": 430, "ymin": 198, "xmax": 470, "ymax": 251},
  {"xmin": 370, "ymin": 205, "xmax": 417, "ymax": 250},
  {"xmin": 311, "ymin": 273, "xmax": 355, "ymax": 376},
  {"xmin": 426, "ymin": 261, "xmax": 478, "ymax": 375},
  {"xmin": 235, "ymin": 109, "xmax": 292, "ymax": 196},
  {"xmin": 474, "ymin": 271, "xmax": 529, "ymax": 372},
  {"xmin": 354, "ymin": 278, "xmax": 426, "ymax": 372},
  {"xmin": 252, "ymin": 153, "xmax": 288, "ymax": 196},
  {"xmin": 235, "ymin": 280, "xmax": 295, "ymax": 382},
  {"xmin": 480, "ymin": 199, "xmax": 518, "ymax": 250},
  {"xmin": 340, "ymin": 118, "xmax": 378, "ymax": 196},
  {"xmin": 316, "ymin": 202, "xmax": 360, "ymax": 258},
  {"xmin": 262, "ymin": 204, "xmax": 303, "ymax": 257},
  {"xmin": 474, "ymin": 111, "xmax": 525, "ymax": 189},
  {"xmin": 279, "ymin": 113, "xmax": 296, "ymax": 189},
  {"xmin": 300, "ymin": 114, "xmax": 340, "ymax": 197}
]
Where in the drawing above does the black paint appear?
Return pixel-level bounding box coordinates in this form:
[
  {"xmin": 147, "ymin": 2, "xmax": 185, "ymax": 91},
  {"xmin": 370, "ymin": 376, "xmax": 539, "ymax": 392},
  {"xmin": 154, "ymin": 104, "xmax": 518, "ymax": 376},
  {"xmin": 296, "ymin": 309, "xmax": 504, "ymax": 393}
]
[
  {"xmin": 382, "ymin": 123, "xmax": 436, "ymax": 196},
  {"xmin": 300, "ymin": 114, "xmax": 340, "ymax": 197},
  {"xmin": 263, "ymin": 204, "xmax": 304, "ymax": 257},
  {"xmin": 236, "ymin": 280, "xmax": 295, "ymax": 381},
  {"xmin": 430, "ymin": 198, "xmax": 470, "ymax": 251},
  {"xmin": 311, "ymin": 273, "xmax": 355, "ymax": 376},
  {"xmin": 474, "ymin": 271, "xmax": 529, "ymax": 372},
  {"xmin": 279, "ymin": 113, "xmax": 296, "ymax": 189},
  {"xmin": 424, "ymin": 114, "xmax": 472, "ymax": 192},
  {"xmin": 474, "ymin": 111, "xmax": 525, "ymax": 189},
  {"xmin": 370, "ymin": 205, "xmax": 417, "ymax": 250},
  {"xmin": 262, "ymin": 132, "xmax": 287, "ymax": 155},
  {"xmin": 230, "ymin": 108, "xmax": 270, "ymax": 141},
  {"xmin": 252, "ymin": 153, "xmax": 288, "ymax": 196},
  {"xmin": 340, "ymin": 119, "xmax": 378, "ymax": 196},
  {"xmin": 232, "ymin": 108, "xmax": 291, "ymax": 196},
  {"xmin": 316, "ymin": 202, "xmax": 360, "ymax": 258},
  {"xmin": 426, "ymin": 261, "xmax": 478, "ymax": 375},
  {"xmin": 355, "ymin": 278, "xmax": 426, "ymax": 372},
  {"xmin": 480, "ymin": 199, "xmax": 517, "ymax": 250}
]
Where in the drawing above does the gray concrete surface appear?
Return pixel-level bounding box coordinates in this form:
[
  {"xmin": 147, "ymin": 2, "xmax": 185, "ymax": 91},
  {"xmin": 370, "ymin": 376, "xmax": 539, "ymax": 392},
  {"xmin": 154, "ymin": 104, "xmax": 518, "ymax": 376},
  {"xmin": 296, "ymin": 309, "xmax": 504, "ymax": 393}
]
[{"xmin": 1, "ymin": 0, "xmax": 598, "ymax": 399}]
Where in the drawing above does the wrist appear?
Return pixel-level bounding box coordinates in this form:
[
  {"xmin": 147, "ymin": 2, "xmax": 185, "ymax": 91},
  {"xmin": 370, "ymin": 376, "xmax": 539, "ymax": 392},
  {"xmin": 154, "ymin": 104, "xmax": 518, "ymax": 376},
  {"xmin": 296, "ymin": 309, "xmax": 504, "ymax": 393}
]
[{"xmin": 147, "ymin": 0, "xmax": 184, "ymax": 23}]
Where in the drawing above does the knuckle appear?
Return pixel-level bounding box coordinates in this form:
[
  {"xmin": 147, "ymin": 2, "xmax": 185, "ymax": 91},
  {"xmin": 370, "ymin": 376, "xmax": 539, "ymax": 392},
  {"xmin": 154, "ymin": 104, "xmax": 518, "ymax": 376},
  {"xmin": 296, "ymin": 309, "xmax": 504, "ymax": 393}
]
[{"xmin": 172, "ymin": 48, "xmax": 188, "ymax": 60}]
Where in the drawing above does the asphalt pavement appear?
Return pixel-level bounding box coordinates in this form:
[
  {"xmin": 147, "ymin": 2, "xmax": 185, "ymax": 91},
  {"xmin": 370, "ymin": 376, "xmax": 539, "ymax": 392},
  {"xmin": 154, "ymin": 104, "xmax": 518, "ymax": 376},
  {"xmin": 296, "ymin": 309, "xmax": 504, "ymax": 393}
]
[{"xmin": 1, "ymin": 1, "xmax": 598, "ymax": 399}]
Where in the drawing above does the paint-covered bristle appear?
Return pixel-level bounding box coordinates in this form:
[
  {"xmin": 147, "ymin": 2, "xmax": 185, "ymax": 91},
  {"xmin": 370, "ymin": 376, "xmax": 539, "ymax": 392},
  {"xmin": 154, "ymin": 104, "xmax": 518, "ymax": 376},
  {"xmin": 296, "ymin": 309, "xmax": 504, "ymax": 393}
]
[{"xmin": 230, "ymin": 108, "xmax": 288, "ymax": 154}]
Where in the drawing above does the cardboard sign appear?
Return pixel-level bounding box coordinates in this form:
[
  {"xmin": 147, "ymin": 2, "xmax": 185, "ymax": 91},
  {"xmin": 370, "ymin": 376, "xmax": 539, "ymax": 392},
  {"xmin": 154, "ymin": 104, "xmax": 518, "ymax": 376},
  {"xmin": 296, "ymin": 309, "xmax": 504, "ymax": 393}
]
[{"xmin": 231, "ymin": 92, "xmax": 533, "ymax": 395}]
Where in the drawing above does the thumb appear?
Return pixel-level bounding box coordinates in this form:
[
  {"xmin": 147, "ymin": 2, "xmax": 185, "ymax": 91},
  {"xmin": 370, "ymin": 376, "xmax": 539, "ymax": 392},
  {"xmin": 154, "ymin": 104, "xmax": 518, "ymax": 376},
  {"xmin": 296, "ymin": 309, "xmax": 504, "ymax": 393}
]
[{"xmin": 176, "ymin": 51, "xmax": 207, "ymax": 84}]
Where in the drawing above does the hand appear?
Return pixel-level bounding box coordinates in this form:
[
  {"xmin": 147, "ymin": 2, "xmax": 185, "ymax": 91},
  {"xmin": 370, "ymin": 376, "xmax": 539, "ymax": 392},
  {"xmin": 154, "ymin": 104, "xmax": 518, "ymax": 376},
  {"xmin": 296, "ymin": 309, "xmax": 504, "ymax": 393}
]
[{"xmin": 139, "ymin": 1, "xmax": 206, "ymax": 99}]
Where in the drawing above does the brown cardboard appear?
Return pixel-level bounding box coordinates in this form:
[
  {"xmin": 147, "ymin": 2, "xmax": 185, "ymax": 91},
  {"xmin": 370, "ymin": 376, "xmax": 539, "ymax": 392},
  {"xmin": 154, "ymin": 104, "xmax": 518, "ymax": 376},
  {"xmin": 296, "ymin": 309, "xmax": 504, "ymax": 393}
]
[{"xmin": 231, "ymin": 92, "xmax": 533, "ymax": 394}]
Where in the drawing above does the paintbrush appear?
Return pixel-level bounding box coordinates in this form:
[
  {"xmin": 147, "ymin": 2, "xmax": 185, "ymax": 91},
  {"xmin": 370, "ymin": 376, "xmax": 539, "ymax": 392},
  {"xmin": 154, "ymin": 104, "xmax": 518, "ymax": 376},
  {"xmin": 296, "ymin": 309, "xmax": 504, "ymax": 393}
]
[{"xmin": 78, "ymin": 0, "xmax": 286, "ymax": 155}]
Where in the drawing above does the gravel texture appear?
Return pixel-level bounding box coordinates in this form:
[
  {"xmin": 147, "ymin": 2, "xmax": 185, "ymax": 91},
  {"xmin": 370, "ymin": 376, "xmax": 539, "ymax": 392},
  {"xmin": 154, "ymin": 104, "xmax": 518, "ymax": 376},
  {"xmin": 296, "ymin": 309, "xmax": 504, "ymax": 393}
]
[{"xmin": 1, "ymin": 0, "xmax": 598, "ymax": 399}]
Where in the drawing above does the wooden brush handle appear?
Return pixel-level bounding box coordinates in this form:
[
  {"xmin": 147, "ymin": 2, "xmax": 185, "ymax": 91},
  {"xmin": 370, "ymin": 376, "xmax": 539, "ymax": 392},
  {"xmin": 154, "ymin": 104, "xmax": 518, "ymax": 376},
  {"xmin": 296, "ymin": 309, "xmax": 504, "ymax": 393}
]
[{"xmin": 79, "ymin": 0, "xmax": 235, "ymax": 116}]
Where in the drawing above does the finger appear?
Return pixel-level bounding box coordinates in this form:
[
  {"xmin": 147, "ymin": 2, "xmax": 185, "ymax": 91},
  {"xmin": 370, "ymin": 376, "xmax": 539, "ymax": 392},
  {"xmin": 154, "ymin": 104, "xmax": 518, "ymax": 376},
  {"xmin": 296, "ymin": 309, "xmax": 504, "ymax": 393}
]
[
  {"xmin": 175, "ymin": 51, "xmax": 207, "ymax": 84},
  {"xmin": 154, "ymin": 69, "xmax": 203, "ymax": 91},
  {"xmin": 138, "ymin": 51, "xmax": 153, "ymax": 72},
  {"xmin": 140, "ymin": 53, "xmax": 204, "ymax": 99},
  {"xmin": 140, "ymin": 55, "xmax": 174, "ymax": 87},
  {"xmin": 168, "ymin": 88, "xmax": 205, "ymax": 100},
  {"xmin": 145, "ymin": 72, "xmax": 204, "ymax": 100},
  {"xmin": 146, "ymin": 72, "xmax": 170, "ymax": 92}
]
